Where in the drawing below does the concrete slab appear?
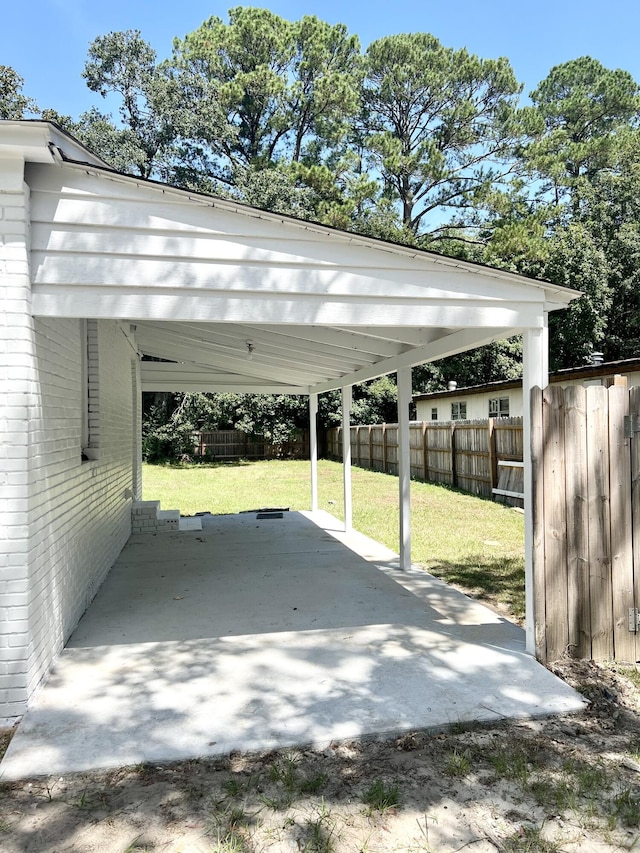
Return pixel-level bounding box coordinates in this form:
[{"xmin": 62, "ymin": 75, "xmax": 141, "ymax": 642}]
[{"xmin": 0, "ymin": 511, "xmax": 585, "ymax": 780}]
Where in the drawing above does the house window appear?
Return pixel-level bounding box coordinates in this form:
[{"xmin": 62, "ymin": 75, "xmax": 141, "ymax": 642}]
[
  {"xmin": 451, "ymin": 401, "xmax": 467, "ymax": 420},
  {"xmin": 431, "ymin": 407, "xmax": 438, "ymax": 421},
  {"xmin": 489, "ymin": 397, "xmax": 510, "ymax": 418}
]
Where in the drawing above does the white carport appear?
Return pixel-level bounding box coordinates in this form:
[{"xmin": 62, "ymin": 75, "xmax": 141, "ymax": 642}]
[{"xmin": 20, "ymin": 122, "xmax": 580, "ymax": 654}]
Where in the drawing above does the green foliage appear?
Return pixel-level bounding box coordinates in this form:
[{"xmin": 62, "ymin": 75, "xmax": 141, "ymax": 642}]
[
  {"xmin": 527, "ymin": 56, "xmax": 640, "ymax": 202},
  {"xmin": 141, "ymin": 379, "xmax": 402, "ymax": 463},
  {"xmin": 360, "ymin": 779, "xmax": 400, "ymax": 812},
  {"xmin": 173, "ymin": 7, "xmax": 361, "ymax": 174},
  {"xmin": 544, "ymin": 225, "xmax": 611, "ymax": 369},
  {"xmin": 362, "ymin": 33, "xmax": 523, "ymax": 235},
  {"xmin": 81, "ymin": 30, "xmax": 176, "ymax": 177},
  {"xmin": 7, "ymin": 20, "xmax": 640, "ymax": 384},
  {"xmin": 0, "ymin": 66, "xmax": 39, "ymax": 119},
  {"xmin": 351, "ymin": 376, "xmax": 398, "ymax": 424}
]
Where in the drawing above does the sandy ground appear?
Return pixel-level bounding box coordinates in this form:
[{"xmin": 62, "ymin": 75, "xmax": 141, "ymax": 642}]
[{"xmin": 1, "ymin": 658, "xmax": 640, "ymax": 853}]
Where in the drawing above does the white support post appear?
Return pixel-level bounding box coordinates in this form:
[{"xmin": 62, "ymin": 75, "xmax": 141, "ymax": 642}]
[
  {"xmin": 342, "ymin": 385, "xmax": 353, "ymax": 532},
  {"xmin": 397, "ymin": 367, "xmax": 412, "ymax": 570},
  {"xmin": 523, "ymin": 317, "xmax": 549, "ymax": 655},
  {"xmin": 309, "ymin": 393, "xmax": 318, "ymax": 513}
]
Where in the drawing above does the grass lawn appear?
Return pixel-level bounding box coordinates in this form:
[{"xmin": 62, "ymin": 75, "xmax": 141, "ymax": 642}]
[{"xmin": 142, "ymin": 458, "xmax": 525, "ymax": 621}]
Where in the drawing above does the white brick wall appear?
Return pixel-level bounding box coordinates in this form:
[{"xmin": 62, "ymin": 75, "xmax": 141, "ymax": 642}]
[
  {"xmin": 25, "ymin": 319, "xmax": 136, "ymax": 708},
  {"xmin": 0, "ymin": 162, "xmax": 35, "ymax": 718},
  {"xmin": 1, "ymin": 156, "xmax": 139, "ymax": 720}
]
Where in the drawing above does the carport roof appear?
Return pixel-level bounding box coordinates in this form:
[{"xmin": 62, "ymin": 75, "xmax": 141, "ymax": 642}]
[{"xmin": 3, "ymin": 120, "xmax": 581, "ymax": 394}]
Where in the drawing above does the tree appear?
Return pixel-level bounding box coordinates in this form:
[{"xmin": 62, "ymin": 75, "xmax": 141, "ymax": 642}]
[
  {"xmin": 80, "ymin": 30, "xmax": 181, "ymax": 178},
  {"xmin": 543, "ymin": 225, "xmax": 611, "ymax": 369},
  {"xmin": 172, "ymin": 8, "xmax": 361, "ymax": 179},
  {"xmin": 0, "ymin": 66, "xmax": 38, "ymax": 119},
  {"xmin": 361, "ymin": 34, "xmax": 524, "ymax": 239},
  {"xmin": 526, "ymin": 57, "xmax": 640, "ymax": 210}
]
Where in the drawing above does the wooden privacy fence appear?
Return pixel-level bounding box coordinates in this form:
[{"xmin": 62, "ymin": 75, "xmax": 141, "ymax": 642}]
[
  {"xmin": 532, "ymin": 384, "xmax": 640, "ymax": 663},
  {"xmin": 191, "ymin": 430, "xmax": 309, "ymax": 460},
  {"xmin": 326, "ymin": 418, "xmax": 524, "ymax": 505}
]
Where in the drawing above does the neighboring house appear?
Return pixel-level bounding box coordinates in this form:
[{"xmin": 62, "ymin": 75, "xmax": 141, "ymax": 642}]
[
  {"xmin": 414, "ymin": 357, "xmax": 640, "ymax": 422},
  {"xmin": 0, "ymin": 120, "xmax": 578, "ymax": 721}
]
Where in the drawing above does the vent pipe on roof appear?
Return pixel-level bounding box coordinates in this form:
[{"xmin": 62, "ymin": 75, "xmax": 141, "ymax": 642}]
[
  {"xmin": 447, "ymin": 380, "xmax": 457, "ymax": 391},
  {"xmin": 591, "ymin": 351, "xmax": 604, "ymax": 366}
]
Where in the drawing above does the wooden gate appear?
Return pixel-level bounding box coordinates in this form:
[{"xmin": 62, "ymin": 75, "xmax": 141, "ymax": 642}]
[{"xmin": 531, "ymin": 384, "xmax": 640, "ymax": 663}]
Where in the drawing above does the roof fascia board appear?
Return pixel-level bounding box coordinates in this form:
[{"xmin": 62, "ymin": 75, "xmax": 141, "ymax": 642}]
[
  {"xmin": 0, "ymin": 120, "xmax": 108, "ymax": 167},
  {"xmin": 31, "ymin": 286, "xmax": 547, "ymax": 329}
]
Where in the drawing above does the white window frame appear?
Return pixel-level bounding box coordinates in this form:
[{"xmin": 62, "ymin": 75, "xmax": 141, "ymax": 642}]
[
  {"xmin": 451, "ymin": 401, "xmax": 467, "ymax": 420},
  {"xmin": 489, "ymin": 396, "xmax": 510, "ymax": 418}
]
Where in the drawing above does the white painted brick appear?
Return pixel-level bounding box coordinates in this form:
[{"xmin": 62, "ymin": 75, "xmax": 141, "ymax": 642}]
[{"xmin": 1, "ymin": 308, "xmax": 137, "ymax": 714}]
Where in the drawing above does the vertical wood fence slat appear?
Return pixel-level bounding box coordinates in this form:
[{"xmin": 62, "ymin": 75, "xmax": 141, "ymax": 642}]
[
  {"xmin": 563, "ymin": 385, "xmax": 591, "ymax": 659},
  {"xmin": 531, "ymin": 386, "xmax": 546, "ymax": 661},
  {"xmin": 326, "ymin": 418, "xmax": 522, "ymax": 500},
  {"xmin": 586, "ymin": 386, "xmax": 614, "ymax": 660},
  {"xmin": 542, "ymin": 386, "xmax": 569, "ymax": 661},
  {"xmin": 608, "ymin": 385, "xmax": 634, "ymax": 660},
  {"xmin": 631, "ymin": 387, "xmax": 640, "ymax": 663}
]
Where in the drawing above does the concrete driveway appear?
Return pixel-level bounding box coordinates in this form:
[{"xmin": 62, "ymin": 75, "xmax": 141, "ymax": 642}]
[{"xmin": 0, "ymin": 510, "xmax": 585, "ymax": 780}]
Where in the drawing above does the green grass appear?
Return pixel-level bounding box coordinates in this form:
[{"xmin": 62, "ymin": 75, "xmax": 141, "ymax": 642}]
[{"xmin": 142, "ymin": 459, "xmax": 525, "ymax": 620}]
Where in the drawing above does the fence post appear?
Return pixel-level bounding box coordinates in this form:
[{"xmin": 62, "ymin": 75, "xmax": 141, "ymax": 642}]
[
  {"xmin": 422, "ymin": 421, "xmax": 428, "ymax": 483},
  {"xmin": 450, "ymin": 422, "xmax": 457, "ymax": 488},
  {"xmin": 488, "ymin": 418, "xmax": 497, "ymax": 497},
  {"xmin": 383, "ymin": 423, "xmax": 388, "ymax": 474},
  {"xmin": 368, "ymin": 425, "xmax": 373, "ymax": 470}
]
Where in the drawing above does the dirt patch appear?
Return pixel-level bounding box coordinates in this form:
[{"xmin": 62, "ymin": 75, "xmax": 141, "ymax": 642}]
[{"xmin": 2, "ymin": 659, "xmax": 640, "ymax": 852}]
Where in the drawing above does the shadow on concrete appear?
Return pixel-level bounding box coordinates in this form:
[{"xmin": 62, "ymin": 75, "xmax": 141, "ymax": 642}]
[{"xmin": 0, "ymin": 511, "xmax": 585, "ymax": 780}]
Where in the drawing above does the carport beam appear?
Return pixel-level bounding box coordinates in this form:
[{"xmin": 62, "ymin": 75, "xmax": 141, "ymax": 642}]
[
  {"xmin": 309, "ymin": 393, "xmax": 318, "ymax": 512},
  {"xmin": 398, "ymin": 366, "xmax": 412, "ymax": 570},
  {"xmin": 342, "ymin": 385, "xmax": 353, "ymax": 532}
]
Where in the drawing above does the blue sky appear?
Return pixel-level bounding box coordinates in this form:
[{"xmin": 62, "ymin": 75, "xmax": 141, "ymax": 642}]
[{"xmin": 3, "ymin": 0, "xmax": 640, "ymax": 118}]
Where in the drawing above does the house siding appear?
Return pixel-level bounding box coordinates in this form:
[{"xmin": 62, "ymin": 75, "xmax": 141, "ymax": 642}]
[
  {"xmin": 416, "ymin": 371, "xmax": 640, "ymax": 423},
  {"xmin": 1, "ymin": 157, "xmax": 138, "ymax": 719}
]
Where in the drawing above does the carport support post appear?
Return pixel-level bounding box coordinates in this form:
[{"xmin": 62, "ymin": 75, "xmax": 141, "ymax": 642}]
[
  {"xmin": 309, "ymin": 393, "xmax": 318, "ymax": 512},
  {"xmin": 342, "ymin": 385, "xmax": 352, "ymax": 532},
  {"xmin": 397, "ymin": 367, "xmax": 412, "ymax": 570},
  {"xmin": 523, "ymin": 319, "xmax": 548, "ymax": 656}
]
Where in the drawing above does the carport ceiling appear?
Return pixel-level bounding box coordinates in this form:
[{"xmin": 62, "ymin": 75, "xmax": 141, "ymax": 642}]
[
  {"xmin": 12, "ymin": 120, "xmax": 581, "ymax": 394},
  {"xmin": 137, "ymin": 321, "xmax": 469, "ymax": 394}
]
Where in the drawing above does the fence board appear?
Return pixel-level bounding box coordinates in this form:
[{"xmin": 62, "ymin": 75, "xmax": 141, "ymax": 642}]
[
  {"xmin": 542, "ymin": 386, "xmax": 569, "ymax": 661},
  {"xmin": 631, "ymin": 387, "xmax": 640, "ymax": 662},
  {"xmin": 192, "ymin": 430, "xmax": 308, "ymax": 460},
  {"xmin": 563, "ymin": 385, "xmax": 591, "ymax": 659},
  {"xmin": 608, "ymin": 385, "xmax": 634, "ymax": 660},
  {"xmin": 586, "ymin": 386, "xmax": 614, "ymax": 660},
  {"xmin": 326, "ymin": 417, "xmax": 522, "ymax": 498}
]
